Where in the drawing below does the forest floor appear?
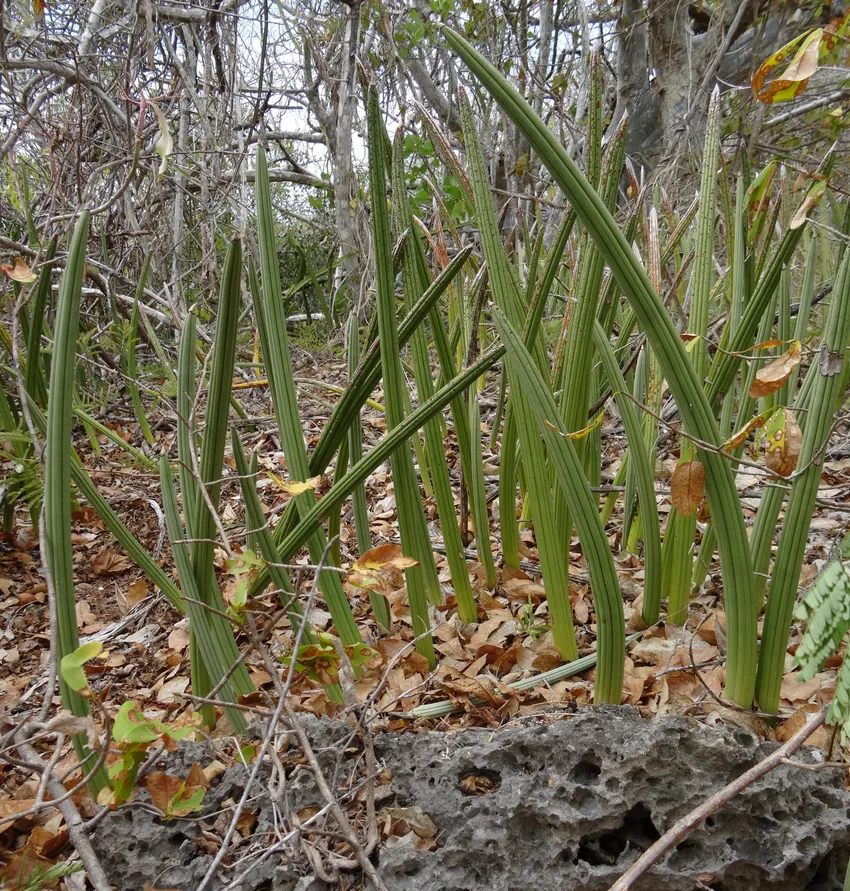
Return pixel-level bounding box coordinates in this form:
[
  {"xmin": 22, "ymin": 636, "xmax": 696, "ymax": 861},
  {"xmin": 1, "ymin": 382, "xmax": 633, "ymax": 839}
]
[{"xmin": 1, "ymin": 337, "xmax": 850, "ymax": 885}]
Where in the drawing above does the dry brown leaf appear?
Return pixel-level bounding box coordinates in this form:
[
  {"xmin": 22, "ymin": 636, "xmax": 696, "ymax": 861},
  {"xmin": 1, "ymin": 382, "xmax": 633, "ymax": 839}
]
[
  {"xmin": 202, "ymin": 761, "xmax": 227, "ymax": 784},
  {"xmin": 146, "ymin": 767, "xmax": 205, "ymax": 817},
  {"xmin": 442, "ymin": 675, "xmax": 508, "ymax": 709},
  {"xmin": 90, "ymin": 549, "xmax": 133, "ymax": 576},
  {"xmin": 249, "ymin": 669, "xmax": 272, "ymax": 687},
  {"xmin": 477, "ymin": 643, "xmax": 520, "ymax": 675},
  {"xmin": 501, "ymin": 576, "xmax": 546, "ymax": 604},
  {"xmin": 167, "ymin": 626, "xmax": 190, "ymax": 652},
  {"xmin": 775, "ymin": 703, "xmax": 830, "ymax": 748},
  {"xmin": 0, "ymin": 798, "xmax": 36, "ymax": 831},
  {"xmin": 670, "ymin": 459, "xmax": 706, "ymax": 517},
  {"xmin": 379, "ymin": 806, "xmax": 438, "ymax": 839},
  {"xmin": 126, "ymin": 579, "xmax": 148, "ymax": 609},
  {"xmin": 780, "ymin": 671, "xmax": 825, "ymax": 703},
  {"xmin": 348, "ymin": 544, "xmax": 418, "ymax": 593},
  {"xmin": 156, "ymin": 677, "xmax": 189, "ymax": 703},
  {"xmin": 26, "ymin": 824, "xmax": 69, "ymax": 858},
  {"xmin": 0, "ymin": 257, "xmax": 37, "ymax": 282},
  {"xmin": 531, "ymin": 650, "xmax": 563, "ymax": 672},
  {"xmin": 469, "ymin": 617, "xmax": 504, "ymax": 649},
  {"xmin": 749, "ymin": 341, "xmax": 801, "ymax": 398},
  {"xmin": 236, "ymin": 810, "xmax": 257, "ymax": 837},
  {"xmin": 572, "ymin": 589, "xmax": 590, "ymax": 625},
  {"xmin": 696, "ymin": 612, "xmax": 724, "ymax": 646},
  {"xmin": 75, "ymin": 600, "xmax": 97, "ymax": 629}
]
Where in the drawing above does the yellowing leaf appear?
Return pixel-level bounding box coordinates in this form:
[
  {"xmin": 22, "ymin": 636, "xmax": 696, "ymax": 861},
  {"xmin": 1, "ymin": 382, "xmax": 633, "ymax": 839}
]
[
  {"xmin": 353, "ymin": 543, "xmax": 417, "ymax": 573},
  {"xmin": 764, "ymin": 408, "xmax": 803, "ymax": 477},
  {"xmin": 752, "ymin": 29, "xmax": 822, "ymax": 104},
  {"xmin": 146, "ymin": 770, "xmax": 205, "ymax": 819},
  {"xmin": 349, "ymin": 544, "xmax": 418, "ymax": 593},
  {"xmin": 266, "ymin": 472, "xmax": 321, "ymax": 495},
  {"xmin": 822, "ymin": 10, "xmax": 850, "ymax": 53},
  {"xmin": 790, "ymin": 179, "xmax": 827, "ymax": 230},
  {"xmin": 545, "ymin": 411, "xmax": 603, "ymax": 440},
  {"xmin": 150, "ymin": 102, "xmax": 174, "ymax": 176},
  {"xmin": 0, "ymin": 257, "xmax": 37, "ymax": 283},
  {"xmin": 670, "ymin": 458, "xmax": 705, "ymax": 517},
  {"xmin": 740, "ymin": 338, "xmax": 786, "ymax": 353},
  {"xmin": 723, "ymin": 407, "xmax": 779, "ymax": 451},
  {"xmin": 749, "ymin": 341, "xmax": 801, "ymax": 398}
]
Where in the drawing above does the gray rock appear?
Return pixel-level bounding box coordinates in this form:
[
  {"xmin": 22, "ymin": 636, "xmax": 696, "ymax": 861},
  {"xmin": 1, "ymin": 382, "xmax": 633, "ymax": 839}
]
[
  {"xmin": 92, "ymin": 707, "xmax": 850, "ymax": 890},
  {"xmin": 377, "ymin": 706, "xmax": 850, "ymax": 890}
]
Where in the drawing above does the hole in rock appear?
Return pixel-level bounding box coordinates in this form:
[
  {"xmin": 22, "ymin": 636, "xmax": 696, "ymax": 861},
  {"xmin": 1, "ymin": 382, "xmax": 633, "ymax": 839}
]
[
  {"xmin": 570, "ymin": 756, "xmax": 602, "ymax": 784},
  {"xmin": 576, "ymin": 804, "xmax": 660, "ymax": 866},
  {"xmin": 457, "ymin": 767, "xmax": 501, "ymax": 796},
  {"xmin": 688, "ymin": 3, "xmax": 711, "ymax": 34}
]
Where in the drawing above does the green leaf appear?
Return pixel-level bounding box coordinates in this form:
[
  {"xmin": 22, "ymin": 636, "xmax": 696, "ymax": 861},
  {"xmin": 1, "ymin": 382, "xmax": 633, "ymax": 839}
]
[
  {"xmin": 112, "ymin": 701, "xmax": 197, "ymax": 745},
  {"xmin": 793, "ymin": 559, "xmax": 850, "ymax": 681},
  {"xmin": 444, "ymin": 25, "xmax": 758, "ymax": 707},
  {"xmin": 491, "ymin": 305, "xmax": 625, "ymax": 704},
  {"xmin": 60, "ymin": 641, "xmax": 103, "ymax": 692},
  {"xmin": 226, "ymin": 550, "xmax": 265, "ymax": 575}
]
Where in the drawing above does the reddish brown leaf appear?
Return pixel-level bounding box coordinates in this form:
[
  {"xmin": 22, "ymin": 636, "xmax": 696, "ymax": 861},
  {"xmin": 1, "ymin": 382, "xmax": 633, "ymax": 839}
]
[{"xmin": 670, "ymin": 459, "xmax": 706, "ymax": 517}]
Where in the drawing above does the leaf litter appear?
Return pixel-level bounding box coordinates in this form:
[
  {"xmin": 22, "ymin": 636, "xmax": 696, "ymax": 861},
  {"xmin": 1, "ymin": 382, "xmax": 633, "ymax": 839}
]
[{"xmin": 2, "ymin": 341, "xmax": 850, "ymax": 883}]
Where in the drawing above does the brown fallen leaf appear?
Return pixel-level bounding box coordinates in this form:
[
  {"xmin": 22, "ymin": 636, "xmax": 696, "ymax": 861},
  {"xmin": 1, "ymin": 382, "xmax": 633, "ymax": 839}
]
[
  {"xmin": 0, "ymin": 798, "xmax": 36, "ymax": 832},
  {"xmin": 348, "ymin": 544, "xmax": 418, "ymax": 594},
  {"xmin": 379, "ymin": 806, "xmax": 438, "ymax": 839},
  {"xmin": 75, "ymin": 600, "xmax": 97, "ymax": 630},
  {"xmin": 126, "ymin": 579, "xmax": 148, "ymax": 609},
  {"xmin": 90, "ymin": 549, "xmax": 133, "ymax": 576},
  {"xmin": 670, "ymin": 458, "xmax": 706, "ymax": 517},
  {"xmin": 146, "ymin": 767, "xmax": 206, "ymax": 818},
  {"xmin": 458, "ymin": 772, "xmax": 500, "ymax": 795},
  {"xmin": 236, "ymin": 810, "xmax": 257, "ymax": 837},
  {"xmin": 775, "ymin": 703, "xmax": 830, "ymax": 748},
  {"xmin": 167, "ymin": 626, "xmax": 190, "ymax": 652},
  {"xmin": 780, "ymin": 671, "xmax": 825, "ymax": 703},
  {"xmin": 25, "ymin": 824, "xmax": 70, "ymax": 858},
  {"xmin": 501, "ymin": 576, "xmax": 546, "ymax": 604},
  {"xmin": 156, "ymin": 676, "xmax": 190, "ymax": 704}
]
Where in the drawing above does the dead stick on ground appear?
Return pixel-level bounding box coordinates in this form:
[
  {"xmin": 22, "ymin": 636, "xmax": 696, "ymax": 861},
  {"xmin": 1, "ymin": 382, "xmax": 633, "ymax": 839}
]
[
  {"xmin": 13, "ymin": 736, "xmax": 112, "ymax": 891},
  {"xmin": 283, "ymin": 700, "xmax": 389, "ymax": 891},
  {"xmin": 609, "ymin": 707, "xmax": 828, "ymax": 891}
]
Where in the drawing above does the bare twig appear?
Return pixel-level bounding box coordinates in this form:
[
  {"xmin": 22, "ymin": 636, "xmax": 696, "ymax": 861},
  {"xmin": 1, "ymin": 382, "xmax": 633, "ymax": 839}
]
[
  {"xmin": 12, "ymin": 735, "xmax": 112, "ymax": 891},
  {"xmin": 608, "ymin": 707, "xmax": 828, "ymax": 891}
]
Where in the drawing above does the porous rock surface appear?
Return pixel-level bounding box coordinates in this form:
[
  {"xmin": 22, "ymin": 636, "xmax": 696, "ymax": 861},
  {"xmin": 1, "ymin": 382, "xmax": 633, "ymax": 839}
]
[{"xmin": 92, "ymin": 706, "xmax": 850, "ymax": 890}]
